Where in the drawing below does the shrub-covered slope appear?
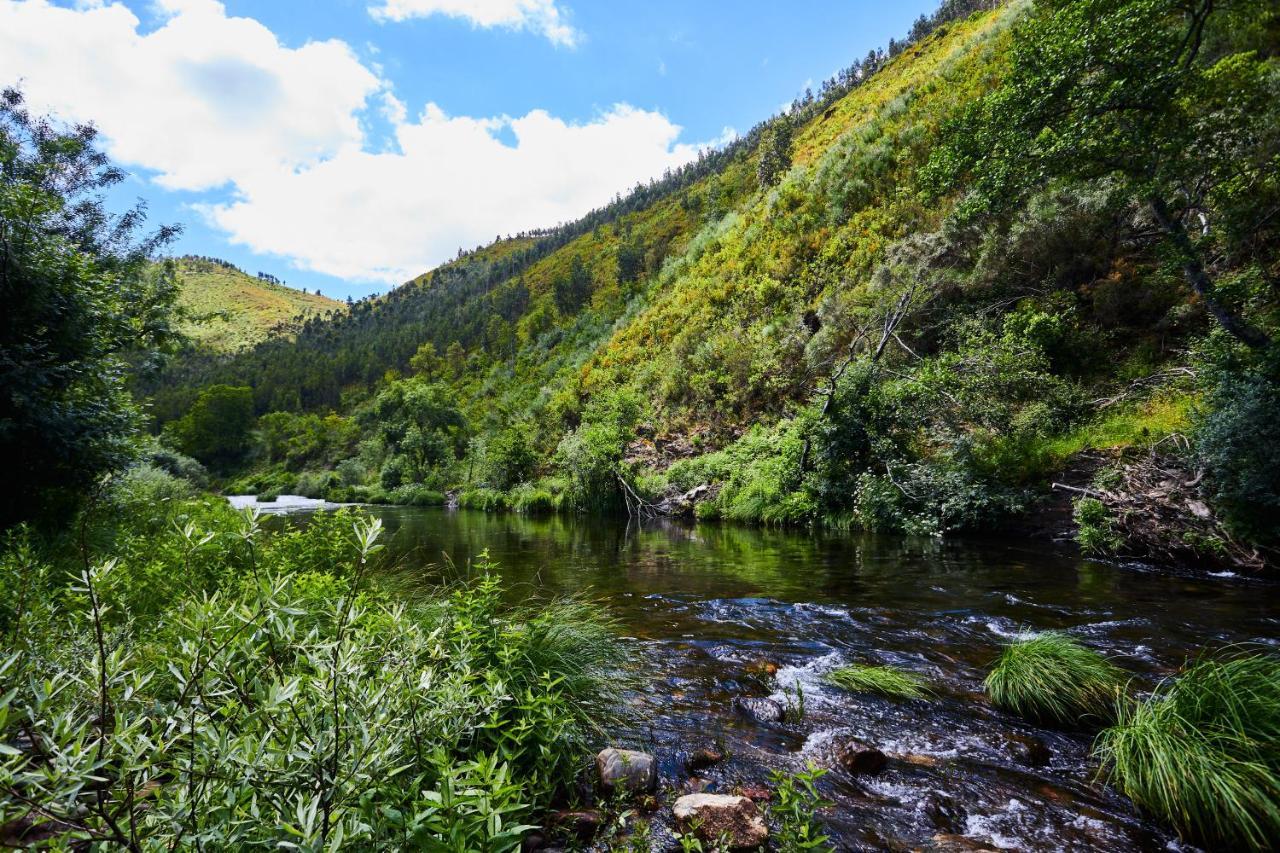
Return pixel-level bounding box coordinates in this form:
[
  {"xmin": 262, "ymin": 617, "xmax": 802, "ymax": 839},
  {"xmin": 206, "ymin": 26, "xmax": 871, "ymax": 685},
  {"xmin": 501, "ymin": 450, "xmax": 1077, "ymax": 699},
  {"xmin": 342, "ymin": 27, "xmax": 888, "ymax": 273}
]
[{"xmin": 174, "ymin": 256, "xmax": 345, "ymax": 352}]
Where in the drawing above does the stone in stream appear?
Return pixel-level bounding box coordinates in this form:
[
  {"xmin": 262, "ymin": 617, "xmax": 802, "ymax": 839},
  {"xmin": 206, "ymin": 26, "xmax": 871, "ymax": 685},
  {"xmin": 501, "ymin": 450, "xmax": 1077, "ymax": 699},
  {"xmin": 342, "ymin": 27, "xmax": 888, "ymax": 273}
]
[
  {"xmin": 672, "ymin": 793, "xmax": 769, "ymax": 850},
  {"xmin": 684, "ymin": 747, "xmax": 725, "ymax": 773},
  {"xmin": 835, "ymin": 738, "xmax": 888, "ymax": 775},
  {"xmin": 551, "ymin": 810, "xmax": 602, "ymax": 841},
  {"xmin": 595, "ymin": 748, "xmax": 657, "ymax": 794},
  {"xmin": 922, "ymin": 792, "xmax": 967, "ymax": 833},
  {"xmin": 1005, "ymin": 735, "xmax": 1052, "ymax": 768},
  {"xmin": 734, "ymin": 696, "xmax": 784, "ymax": 723}
]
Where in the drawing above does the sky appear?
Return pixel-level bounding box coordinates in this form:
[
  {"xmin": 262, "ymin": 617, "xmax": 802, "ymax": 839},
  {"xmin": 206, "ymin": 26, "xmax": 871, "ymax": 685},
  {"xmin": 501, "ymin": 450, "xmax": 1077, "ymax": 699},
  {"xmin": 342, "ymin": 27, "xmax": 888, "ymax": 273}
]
[{"xmin": 1, "ymin": 0, "xmax": 936, "ymax": 299}]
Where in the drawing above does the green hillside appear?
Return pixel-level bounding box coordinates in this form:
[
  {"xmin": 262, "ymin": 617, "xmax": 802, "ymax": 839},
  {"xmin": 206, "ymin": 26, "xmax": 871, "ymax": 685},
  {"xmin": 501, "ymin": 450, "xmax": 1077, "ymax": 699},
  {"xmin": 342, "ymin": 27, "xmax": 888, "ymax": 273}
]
[
  {"xmin": 174, "ymin": 256, "xmax": 344, "ymax": 352},
  {"xmin": 146, "ymin": 0, "xmax": 1279, "ymax": 570}
]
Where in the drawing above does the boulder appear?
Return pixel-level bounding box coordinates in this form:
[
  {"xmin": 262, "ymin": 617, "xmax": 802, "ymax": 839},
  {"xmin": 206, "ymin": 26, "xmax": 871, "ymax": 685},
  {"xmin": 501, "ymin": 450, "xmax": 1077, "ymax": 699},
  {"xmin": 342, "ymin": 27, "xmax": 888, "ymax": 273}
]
[
  {"xmin": 835, "ymin": 739, "xmax": 888, "ymax": 775},
  {"xmin": 1006, "ymin": 735, "xmax": 1052, "ymax": 768},
  {"xmin": 672, "ymin": 793, "xmax": 769, "ymax": 850},
  {"xmin": 596, "ymin": 748, "xmax": 657, "ymax": 794},
  {"xmin": 552, "ymin": 810, "xmax": 601, "ymax": 841},
  {"xmin": 734, "ymin": 697, "xmax": 784, "ymax": 723},
  {"xmin": 922, "ymin": 793, "xmax": 967, "ymax": 833}
]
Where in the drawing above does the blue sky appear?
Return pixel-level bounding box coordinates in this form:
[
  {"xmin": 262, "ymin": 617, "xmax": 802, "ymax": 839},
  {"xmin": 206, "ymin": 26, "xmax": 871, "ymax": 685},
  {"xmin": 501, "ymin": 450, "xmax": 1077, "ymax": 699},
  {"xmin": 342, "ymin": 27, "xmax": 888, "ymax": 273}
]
[{"xmin": 1, "ymin": 0, "xmax": 935, "ymax": 299}]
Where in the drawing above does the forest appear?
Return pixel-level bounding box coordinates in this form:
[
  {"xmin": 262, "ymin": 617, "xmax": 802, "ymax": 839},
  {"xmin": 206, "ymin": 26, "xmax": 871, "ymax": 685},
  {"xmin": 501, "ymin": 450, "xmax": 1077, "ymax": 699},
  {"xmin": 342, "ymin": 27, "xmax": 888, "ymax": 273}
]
[{"xmin": 2, "ymin": 0, "xmax": 1279, "ymax": 849}]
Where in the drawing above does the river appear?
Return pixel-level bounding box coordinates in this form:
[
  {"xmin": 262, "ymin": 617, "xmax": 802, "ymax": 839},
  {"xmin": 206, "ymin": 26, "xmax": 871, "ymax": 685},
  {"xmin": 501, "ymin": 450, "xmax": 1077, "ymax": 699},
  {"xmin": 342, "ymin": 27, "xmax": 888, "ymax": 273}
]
[{"xmin": 250, "ymin": 499, "xmax": 1278, "ymax": 851}]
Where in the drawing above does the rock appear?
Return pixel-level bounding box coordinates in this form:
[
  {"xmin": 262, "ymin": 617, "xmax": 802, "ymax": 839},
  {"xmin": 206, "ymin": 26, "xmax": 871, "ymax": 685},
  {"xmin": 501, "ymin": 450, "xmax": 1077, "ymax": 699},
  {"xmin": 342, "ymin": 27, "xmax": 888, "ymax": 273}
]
[
  {"xmin": 744, "ymin": 659, "xmax": 780, "ymax": 677},
  {"xmin": 922, "ymin": 793, "xmax": 967, "ymax": 833},
  {"xmin": 552, "ymin": 810, "xmax": 601, "ymax": 841},
  {"xmin": 683, "ymin": 776, "xmax": 711, "ymax": 793},
  {"xmin": 520, "ymin": 830, "xmax": 546, "ymax": 852},
  {"xmin": 836, "ymin": 739, "xmax": 888, "ymax": 775},
  {"xmin": 1006, "ymin": 735, "xmax": 1052, "ymax": 768},
  {"xmin": 672, "ymin": 793, "xmax": 769, "ymax": 850},
  {"xmin": 932, "ymin": 834, "xmax": 999, "ymax": 851},
  {"xmin": 738, "ymin": 784, "xmax": 772, "ymax": 803},
  {"xmin": 734, "ymin": 697, "xmax": 784, "ymax": 723},
  {"xmin": 596, "ymin": 748, "xmax": 657, "ymax": 795},
  {"xmin": 685, "ymin": 747, "xmax": 725, "ymax": 773}
]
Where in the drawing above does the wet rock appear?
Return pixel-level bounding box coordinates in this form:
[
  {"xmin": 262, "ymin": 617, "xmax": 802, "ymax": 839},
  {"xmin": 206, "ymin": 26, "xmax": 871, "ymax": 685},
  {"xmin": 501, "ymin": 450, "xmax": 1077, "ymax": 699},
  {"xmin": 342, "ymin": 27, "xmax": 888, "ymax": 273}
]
[
  {"xmin": 932, "ymin": 834, "xmax": 999, "ymax": 851},
  {"xmin": 738, "ymin": 784, "xmax": 772, "ymax": 803},
  {"xmin": 596, "ymin": 748, "xmax": 657, "ymax": 795},
  {"xmin": 744, "ymin": 659, "xmax": 780, "ymax": 677},
  {"xmin": 683, "ymin": 776, "xmax": 711, "ymax": 793},
  {"xmin": 922, "ymin": 793, "xmax": 967, "ymax": 833},
  {"xmin": 734, "ymin": 697, "xmax": 784, "ymax": 723},
  {"xmin": 520, "ymin": 830, "xmax": 546, "ymax": 852},
  {"xmin": 685, "ymin": 747, "xmax": 725, "ymax": 773},
  {"xmin": 836, "ymin": 739, "xmax": 888, "ymax": 775},
  {"xmin": 1005, "ymin": 735, "xmax": 1052, "ymax": 768},
  {"xmin": 552, "ymin": 810, "xmax": 601, "ymax": 841},
  {"xmin": 673, "ymin": 793, "xmax": 769, "ymax": 850}
]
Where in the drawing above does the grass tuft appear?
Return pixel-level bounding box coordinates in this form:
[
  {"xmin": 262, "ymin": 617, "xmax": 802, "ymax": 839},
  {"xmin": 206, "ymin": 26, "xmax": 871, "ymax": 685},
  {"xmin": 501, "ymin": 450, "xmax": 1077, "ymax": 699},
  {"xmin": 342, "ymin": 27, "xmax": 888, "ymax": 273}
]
[
  {"xmin": 1094, "ymin": 652, "xmax": 1280, "ymax": 850},
  {"xmin": 984, "ymin": 631, "xmax": 1125, "ymax": 726},
  {"xmin": 826, "ymin": 664, "xmax": 933, "ymax": 700}
]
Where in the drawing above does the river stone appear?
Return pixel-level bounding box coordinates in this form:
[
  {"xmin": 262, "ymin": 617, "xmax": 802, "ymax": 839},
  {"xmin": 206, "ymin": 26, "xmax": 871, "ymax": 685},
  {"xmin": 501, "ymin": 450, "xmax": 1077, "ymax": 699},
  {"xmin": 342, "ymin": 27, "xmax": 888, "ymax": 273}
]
[
  {"xmin": 672, "ymin": 793, "xmax": 768, "ymax": 849},
  {"xmin": 552, "ymin": 810, "xmax": 602, "ymax": 841},
  {"xmin": 1006, "ymin": 735, "xmax": 1052, "ymax": 768},
  {"xmin": 685, "ymin": 747, "xmax": 725, "ymax": 772},
  {"xmin": 595, "ymin": 748, "xmax": 656, "ymax": 794},
  {"xmin": 835, "ymin": 739, "xmax": 888, "ymax": 775},
  {"xmin": 923, "ymin": 792, "xmax": 967, "ymax": 833},
  {"xmin": 734, "ymin": 697, "xmax": 784, "ymax": 723}
]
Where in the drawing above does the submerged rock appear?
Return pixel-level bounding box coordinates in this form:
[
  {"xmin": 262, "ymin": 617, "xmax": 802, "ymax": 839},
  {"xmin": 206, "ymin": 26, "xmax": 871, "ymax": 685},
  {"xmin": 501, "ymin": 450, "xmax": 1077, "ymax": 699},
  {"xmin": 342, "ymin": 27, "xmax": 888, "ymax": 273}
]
[
  {"xmin": 922, "ymin": 793, "xmax": 967, "ymax": 833},
  {"xmin": 596, "ymin": 748, "xmax": 657, "ymax": 794},
  {"xmin": 1005, "ymin": 735, "xmax": 1052, "ymax": 768},
  {"xmin": 685, "ymin": 747, "xmax": 725, "ymax": 772},
  {"xmin": 673, "ymin": 793, "xmax": 769, "ymax": 850},
  {"xmin": 835, "ymin": 738, "xmax": 888, "ymax": 775},
  {"xmin": 734, "ymin": 697, "xmax": 784, "ymax": 723}
]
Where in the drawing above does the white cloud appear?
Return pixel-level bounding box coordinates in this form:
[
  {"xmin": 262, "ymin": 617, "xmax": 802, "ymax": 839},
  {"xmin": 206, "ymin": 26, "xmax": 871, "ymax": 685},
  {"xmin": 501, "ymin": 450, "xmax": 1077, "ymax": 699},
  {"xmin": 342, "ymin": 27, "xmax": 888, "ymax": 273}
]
[
  {"xmin": 0, "ymin": 0, "xmax": 380, "ymax": 191},
  {"xmin": 369, "ymin": 0, "xmax": 580, "ymax": 48},
  {"xmin": 0, "ymin": 0, "xmax": 704, "ymax": 284}
]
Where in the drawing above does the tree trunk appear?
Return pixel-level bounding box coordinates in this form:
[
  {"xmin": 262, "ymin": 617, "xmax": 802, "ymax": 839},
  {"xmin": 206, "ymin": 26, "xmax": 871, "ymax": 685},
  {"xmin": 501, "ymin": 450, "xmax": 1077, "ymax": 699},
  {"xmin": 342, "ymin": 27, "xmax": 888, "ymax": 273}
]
[{"xmin": 1148, "ymin": 195, "xmax": 1270, "ymax": 349}]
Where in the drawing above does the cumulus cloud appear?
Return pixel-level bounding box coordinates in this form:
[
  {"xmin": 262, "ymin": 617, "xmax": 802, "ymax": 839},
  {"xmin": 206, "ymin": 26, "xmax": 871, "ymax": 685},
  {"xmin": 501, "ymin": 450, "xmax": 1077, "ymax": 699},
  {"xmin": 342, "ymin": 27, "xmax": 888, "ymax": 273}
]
[
  {"xmin": 0, "ymin": 0, "xmax": 705, "ymax": 284},
  {"xmin": 369, "ymin": 0, "xmax": 580, "ymax": 48}
]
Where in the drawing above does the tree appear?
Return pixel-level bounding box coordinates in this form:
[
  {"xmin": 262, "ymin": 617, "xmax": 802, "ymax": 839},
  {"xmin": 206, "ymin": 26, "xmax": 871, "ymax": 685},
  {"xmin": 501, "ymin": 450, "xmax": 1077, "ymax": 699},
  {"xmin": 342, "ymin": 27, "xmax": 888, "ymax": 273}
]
[
  {"xmin": 757, "ymin": 114, "xmax": 793, "ymax": 189},
  {"xmin": 553, "ymin": 255, "xmax": 592, "ymax": 315},
  {"xmin": 167, "ymin": 385, "xmax": 255, "ymax": 468},
  {"xmin": 615, "ymin": 230, "xmax": 645, "ymax": 285},
  {"xmin": 0, "ymin": 89, "xmax": 180, "ymax": 527},
  {"xmin": 358, "ymin": 378, "xmax": 466, "ymax": 483},
  {"xmin": 926, "ymin": 0, "xmax": 1279, "ymax": 348}
]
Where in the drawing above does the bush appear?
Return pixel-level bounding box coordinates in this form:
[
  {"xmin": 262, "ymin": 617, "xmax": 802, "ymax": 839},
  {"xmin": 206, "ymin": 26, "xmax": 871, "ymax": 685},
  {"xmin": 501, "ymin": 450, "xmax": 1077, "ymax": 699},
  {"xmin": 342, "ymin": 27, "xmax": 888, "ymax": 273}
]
[
  {"xmin": 1095, "ymin": 652, "xmax": 1280, "ymax": 850},
  {"xmin": 1197, "ymin": 370, "xmax": 1280, "ymax": 545},
  {"xmin": 826, "ymin": 664, "xmax": 932, "ymax": 700},
  {"xmin": 0, "ymin": 509, "xmax": 627, "ymax": 849},
  {"xmin": 984, "ymin": 632, "xmax": 1125, "ymax": 727},
  {"xmin": 486, "ymin": 427, "xmax": 538, "ymax": 490},
  {"xmin": 1073, "ymin": 497, "xmax": 1122, "ymax": 554},
  {"xmin": 388, "ymin": 484, "xmax": 446, "ymax": 506},
  {"xmin": 510, "ymin": 484, "xmax": 556, "ymax": 514}
]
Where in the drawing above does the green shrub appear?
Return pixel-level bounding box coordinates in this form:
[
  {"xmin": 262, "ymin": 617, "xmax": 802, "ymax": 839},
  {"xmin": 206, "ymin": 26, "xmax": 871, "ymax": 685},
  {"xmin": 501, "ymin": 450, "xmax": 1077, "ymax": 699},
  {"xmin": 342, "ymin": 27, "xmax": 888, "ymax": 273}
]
[
  {"xmin": 1095, "ymin": 652, "xmax": 1280, "ymax": 850},
  {"xmin": 1197, "ymin": 370, "xmax": 1280, "ymax": 545},
  {"xmin": 985, "ymin": 632, "xmax": 1125, "ymax": 726},
  {"xmin": 826, "ymin": 664, "xmax": 932, "ymax": 700},
  {"xmin": 510, "ymin": 484, "xmax": 555, "ymax": 514},
  {"xmin": 768, "ymin": 762, "xmax": 833, "ymax": 852},
  {"xmin": 486, "ymin": 427, "xmax": 538, "ymax": 490},
  {"xmin": 0, "ymin": 509, "xmax": 627, "ymax": 849},
  {"xmin": 1073, "ymin": 497, "xmax": 1122, "ymax": 554},
  {"xmin": 388, "ymin": 484, "xmax": 446, "ymax": 506}
]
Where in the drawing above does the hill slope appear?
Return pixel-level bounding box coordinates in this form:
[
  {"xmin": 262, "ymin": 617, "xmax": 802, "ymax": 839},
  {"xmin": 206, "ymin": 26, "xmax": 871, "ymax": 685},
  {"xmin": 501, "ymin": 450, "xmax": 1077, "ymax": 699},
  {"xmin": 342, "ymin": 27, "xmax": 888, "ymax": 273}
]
[
  {"xmin": 147, "ymin": 0, "xmax": 1279, "ymax": 569},
  {"xmin": 174, "ymin": 257, "xmax": 344, "ymax": 352}
]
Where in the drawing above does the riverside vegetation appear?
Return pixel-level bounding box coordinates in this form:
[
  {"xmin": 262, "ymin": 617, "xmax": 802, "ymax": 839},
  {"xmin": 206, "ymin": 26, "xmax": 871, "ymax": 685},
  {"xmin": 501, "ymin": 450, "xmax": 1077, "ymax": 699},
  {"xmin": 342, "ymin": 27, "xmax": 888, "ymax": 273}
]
[{"xmin": 2, "ymin": 0, "xmax": 1280, "ymax": 849}]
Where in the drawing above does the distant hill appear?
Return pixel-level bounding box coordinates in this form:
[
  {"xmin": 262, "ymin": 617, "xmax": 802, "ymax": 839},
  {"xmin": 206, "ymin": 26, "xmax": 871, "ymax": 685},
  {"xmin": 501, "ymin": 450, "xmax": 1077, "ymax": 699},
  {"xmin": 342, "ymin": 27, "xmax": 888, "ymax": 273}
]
[{"xmin": 173, "ymin": 256, "xmax": 344, "ymax": 352}]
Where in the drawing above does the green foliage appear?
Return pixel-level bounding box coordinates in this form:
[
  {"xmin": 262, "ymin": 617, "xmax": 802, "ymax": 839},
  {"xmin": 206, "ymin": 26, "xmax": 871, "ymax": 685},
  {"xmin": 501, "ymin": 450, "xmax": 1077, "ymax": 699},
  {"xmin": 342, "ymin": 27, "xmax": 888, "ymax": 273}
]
[
  {"xmin": 757, "ymin": 114, "xmax": 794, "ymax": 189},
  {"xmin": 0, "ymin": 88, "xmax": 180, "ymax": 528},
  {"xmin": 1073, "ymin": 497, "xmax": 1123, "ymax": 555},
  {"xmin": 826, "ymin": 664, "xmax": 932, "ymax": 700},
  {"xmin": 0, "ymin": 504, "xmax": 627, "ymax": 849},
  {"xmin": 485, "ymin": 425, "xmax": 538, "ymax": 490},
  {"xmin": 1095, "ymin": 651, "xmax": 1280, "ymax": 850},
  {"xmin": 459, "ymin": 488, "xmax": 508, "ymax": 511},
  {"xmin": 166, "ymin": 384, "xmax": 256, "ymax": 469},
  {"xmin": 555, "ymin": 389, "xmax": 642, "ymax": 512},
  {"xmin": 768, "ymin": 762, "xmax": 834, "ymax": 852},
  {"xmin": 258, "ymin": 410, "xmax": 359, "ymax": 471},
  {"xmin": 1197, "ymin": 366, "xmax": 1280, "ymax": 545},
  {"xmin": 984, "ymin": 632, "xmax": 1126, "ymax": 727},
  {"xmin": 359, "ymin": 377, "xmax": 467, "ymax": 485}
]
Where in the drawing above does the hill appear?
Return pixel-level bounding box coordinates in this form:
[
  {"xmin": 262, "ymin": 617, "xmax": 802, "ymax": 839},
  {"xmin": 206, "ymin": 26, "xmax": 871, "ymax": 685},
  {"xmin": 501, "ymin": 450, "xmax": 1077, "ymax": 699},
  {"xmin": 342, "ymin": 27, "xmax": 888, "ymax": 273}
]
[
  {"xmin": 146, "ymin": 0, "xmax": 1279, "ymax": 570},
  {"xmin": 173, "ymin": 256, "xmax": 345, "ymax": 352}
]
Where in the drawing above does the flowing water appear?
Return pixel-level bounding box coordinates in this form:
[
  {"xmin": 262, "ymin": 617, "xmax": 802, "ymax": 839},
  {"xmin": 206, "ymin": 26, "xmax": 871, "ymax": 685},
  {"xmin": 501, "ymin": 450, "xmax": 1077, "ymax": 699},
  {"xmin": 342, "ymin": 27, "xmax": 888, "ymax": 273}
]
[{"xmin": 253, "ymin": 500, "xmax": 1278, "ymax": 851}]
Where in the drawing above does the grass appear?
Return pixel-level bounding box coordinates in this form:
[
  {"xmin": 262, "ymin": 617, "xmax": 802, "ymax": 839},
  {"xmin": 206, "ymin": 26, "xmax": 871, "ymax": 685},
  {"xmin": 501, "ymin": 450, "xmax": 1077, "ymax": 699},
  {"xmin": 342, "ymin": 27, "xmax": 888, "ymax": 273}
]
[
  {"xmin": 984, "ymin": 632, "xmax": 1126, "ymax": 726},
  {"xmin": 1094, "ymin": 652, "xmax": 1280, "ymax": 850},
  {"xmin": 826, "ymin": 664, "xmax": 933, "ymax": 700}
]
